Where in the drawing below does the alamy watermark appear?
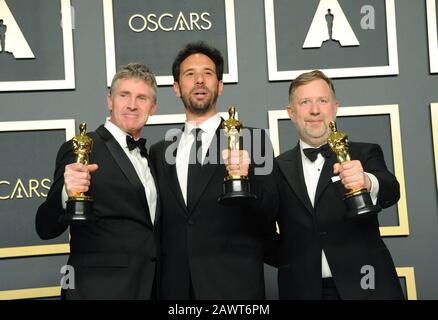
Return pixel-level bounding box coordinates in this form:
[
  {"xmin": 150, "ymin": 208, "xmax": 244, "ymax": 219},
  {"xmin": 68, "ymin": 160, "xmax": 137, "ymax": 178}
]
[
  {"xmin": 163, "ymin": 128, "xmax": 274, "ymax": 176},
  {"xmin": 360, "ymin": 265, "xmax": 375, "ymax": 290},
  {"xmin": 60, "ymin": 264, "xmax": 75, "ymax": 290}
]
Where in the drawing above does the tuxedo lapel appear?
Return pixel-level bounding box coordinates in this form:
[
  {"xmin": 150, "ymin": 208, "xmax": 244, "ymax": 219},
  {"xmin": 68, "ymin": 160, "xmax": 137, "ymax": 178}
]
[
  {"xmin": 187, "ymin": 164, "xmax": 219, "ymax": 215},
  {"xmin": 147, "ymin": 152, "xmax": 161, "ymax": 225},
  {"xmin": 186, "ymin": 122, "xmax": 223, "ymax": 215},
  {"xmin": 277, "ymin": 144, "xmax": 314, "ymax": 214},
  {"xmin": 314, "ymin": 152, "xmax": 337, "ymax": 206},
  {"xmin": 162, "ymin": 133, "xmax": 189, "ymax": 215},
  {"xmin": 96, "ymin": 126, "xmax": 152, "ymax": 226}
]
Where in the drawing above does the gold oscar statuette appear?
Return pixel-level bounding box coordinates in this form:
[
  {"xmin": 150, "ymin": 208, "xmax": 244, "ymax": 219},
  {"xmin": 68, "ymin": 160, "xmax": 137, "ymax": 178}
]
[
  {"xmin": 327, "ymin": 121, "xmax": 381, "ymax": 218},
  {"xmin": 60, "ymin": 122, "xmax": 96, "ymax": 224},
  {"xmin": 218, "ymin": 106, "xmax": 256, "ymax": 205}
]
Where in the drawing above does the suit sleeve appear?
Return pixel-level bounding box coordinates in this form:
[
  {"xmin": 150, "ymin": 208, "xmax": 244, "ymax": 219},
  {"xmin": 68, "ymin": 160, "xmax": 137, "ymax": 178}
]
[
  {"xmin": 246, "ymin": 129, "xmax": 279, "ymax": 267},
  {"xmin": 360, "ymin": 143, "xmax": 400, "ymax": 209},
  {"xmin": 248, "ymin": 128, "xmax": 279, "ymax": 222},
  {"xmin": 35, "ymin": 141, "xmax": 75, "ymax": 240},
  {"xmin": 148, "ymin": 142, "xmax": 159, "ymax": 173},
  {"xmin": 259, "ymin": 159, "xmax": 283, "ymax": 267}
]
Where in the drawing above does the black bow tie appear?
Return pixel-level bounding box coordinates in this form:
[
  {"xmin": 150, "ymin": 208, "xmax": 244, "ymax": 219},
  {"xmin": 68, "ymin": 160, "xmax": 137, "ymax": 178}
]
[
  {"xmin": 126, "ymin": 135, "xmax": 148, "ymax": 157},
  {"xmin": 303, "ymin": 144, "xmax": 332, "ymax": 162}
]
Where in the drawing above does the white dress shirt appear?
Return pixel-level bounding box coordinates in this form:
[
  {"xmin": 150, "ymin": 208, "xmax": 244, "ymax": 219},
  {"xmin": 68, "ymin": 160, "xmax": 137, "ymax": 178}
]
[
  {"xmin": 176, "ymin": 113, "xmax": 221, "ymax": 205},
  {"xmin": 62, "ymin": 120, "xmax": 157, "ymax": 224},
  {"xmin": 299, "ymin": 140, "xmax": 379, "ymax": 278}
]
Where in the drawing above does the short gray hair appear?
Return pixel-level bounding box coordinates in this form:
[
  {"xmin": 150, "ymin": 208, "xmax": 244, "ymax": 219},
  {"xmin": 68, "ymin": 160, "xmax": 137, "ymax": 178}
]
[{"xmin": 110, "ymin": 63, "xmax": 157, "ymax": 103}]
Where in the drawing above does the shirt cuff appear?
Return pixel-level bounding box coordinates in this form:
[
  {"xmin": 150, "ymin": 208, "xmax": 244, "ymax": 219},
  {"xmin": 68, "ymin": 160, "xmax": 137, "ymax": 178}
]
[
  {"xmin": 61, "ymin": 185, "xmax": 68, "ymax": 210},
  {"xmin": 365, "ymin": 172, "xmax": 379, "ymax": 206}
]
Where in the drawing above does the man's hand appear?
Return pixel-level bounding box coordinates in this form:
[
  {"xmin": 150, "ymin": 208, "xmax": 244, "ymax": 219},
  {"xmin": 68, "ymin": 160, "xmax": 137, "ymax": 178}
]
[
  {"xmin": 222, "ymin": 150, "xmax": 250, "ymax": 177},
  {"xmin": 64, "ymin": 163, "xmax": 99, "ymax": 197},
  {"xmin": 333, "ymin": 160, "xmax": 371, "ymax": 191}
]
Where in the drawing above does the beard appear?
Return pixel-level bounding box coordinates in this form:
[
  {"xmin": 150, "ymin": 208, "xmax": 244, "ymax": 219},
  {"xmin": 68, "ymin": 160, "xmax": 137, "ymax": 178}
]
[
  {"xmin": 181, "ymin": 85, "xmax": 218, "ymax": 115},
  {"xmin": 299, "ymin": 121, "xmax": 331, "ymax": 145},
  {"xmin": 305, "ymin": 125, "xmax": 327, "ymax": 139}
]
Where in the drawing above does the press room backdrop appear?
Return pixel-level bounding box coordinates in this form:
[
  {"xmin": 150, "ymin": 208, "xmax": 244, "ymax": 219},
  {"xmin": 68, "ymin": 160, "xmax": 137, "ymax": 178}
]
[{"xmin": 0, "ymin": 0, "xmax": 437, "ymax": 299}]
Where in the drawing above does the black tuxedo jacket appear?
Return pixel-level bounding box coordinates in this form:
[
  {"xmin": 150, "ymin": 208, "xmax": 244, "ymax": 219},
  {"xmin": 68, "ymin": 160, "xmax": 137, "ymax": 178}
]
[
  {"xmin": 36, "ymin": 125, "xmax": 160, "ymax": 299},
  {"xmin": 274, "ymin": 142, "xmax": 404, "ymax": 299},
  {"xmin": 149, "ymin": 123, "xmax": 278, "ymax": 299}
]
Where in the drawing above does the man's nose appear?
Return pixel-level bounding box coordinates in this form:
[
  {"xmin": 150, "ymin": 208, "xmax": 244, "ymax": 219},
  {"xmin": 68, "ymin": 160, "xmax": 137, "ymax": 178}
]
[
  {"xmin": 309, "ymin": 101, "xmax": 320, "ymax": 114},
  {"xmin": 195, "ymin": 73, "xmax": 205, "ymax": 84},
  {"xmin": 127, "ymin": 98, "xmax": 137, "ymax": 109}
]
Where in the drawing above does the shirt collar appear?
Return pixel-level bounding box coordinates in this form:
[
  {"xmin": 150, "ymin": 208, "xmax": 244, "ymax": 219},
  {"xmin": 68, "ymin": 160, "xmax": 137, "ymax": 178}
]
[
  {"xmin": 299, "ymin": 139, "xmax": 313, "ymax": 153},
  {"xmin": 183, "ymin": 113, "xmax": 221, "ymax": 138},
  {"xmin": 104, "ymin": 119, "xmax": 131, "ymax": 149}
]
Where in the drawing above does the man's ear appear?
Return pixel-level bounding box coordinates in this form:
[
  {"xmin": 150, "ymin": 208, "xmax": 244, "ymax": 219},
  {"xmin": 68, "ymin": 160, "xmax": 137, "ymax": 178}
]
[
  {"xmin": 173, "ymin": 81, "xmax": 181, "ymax": 98},
  {"xmin": 286, "ymin": 105, "xmax": 296, "ymax": 123},
  {"xmin": 333, "ymin": 99, "xmax": 339, "ymax": 117},
  {"xmin": 150, "ymin": 103, "xmax": 157, "ymax": 116},
  {"xmin": 107, "ymin": 94, "xmax": 112, "ymax": 113},
  {"xmin": 217, "ymin": 80, "xmax": 224, "ymax": 97}
]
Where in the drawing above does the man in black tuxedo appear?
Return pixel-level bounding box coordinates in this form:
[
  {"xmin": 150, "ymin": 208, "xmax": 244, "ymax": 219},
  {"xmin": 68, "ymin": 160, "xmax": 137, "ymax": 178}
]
[
  {"xmin": 36, "ymin": 63, "xmax": 159, "ymax": 299},
  {"xmin": 274, "ymin": 70, "xmax": 404, "ymax": 299},
  {"xmin": 149, "ymin": 42, "xmax": 278, "ymax": 299}
]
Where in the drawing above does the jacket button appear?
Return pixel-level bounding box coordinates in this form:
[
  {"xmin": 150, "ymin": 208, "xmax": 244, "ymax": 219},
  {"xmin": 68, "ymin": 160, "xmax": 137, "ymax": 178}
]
[
  {"xmin": 318, "ymin": 231, "xmax": 327, "ymax": 236},
  {"xmin": 188, "ymin": 220, "xmax": 195, "ymax": 225},
  {"xmin": 150, "ymin": 257, "xmax": 157, "ymax": 262}
]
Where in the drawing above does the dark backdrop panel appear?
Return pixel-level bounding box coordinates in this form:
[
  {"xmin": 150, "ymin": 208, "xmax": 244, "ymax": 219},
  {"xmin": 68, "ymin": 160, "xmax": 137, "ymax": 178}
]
[
  {"xmin": 274, "ymin": 0, "xmax": 388, "ymax": 71},
  {"xmin": 0, "ymin": 0, "xmax": 65, "ymax": 81},
  {"xmin": 112, "ymin": 0, "xmax": 229, "ymax": 77},
  {"xmin": 0, "ymin": 129, "xmax": 69, "ymax": 248},
  {"xmin": 0, "ymin": 255, "xmax": 68, "ymax": 291}
]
